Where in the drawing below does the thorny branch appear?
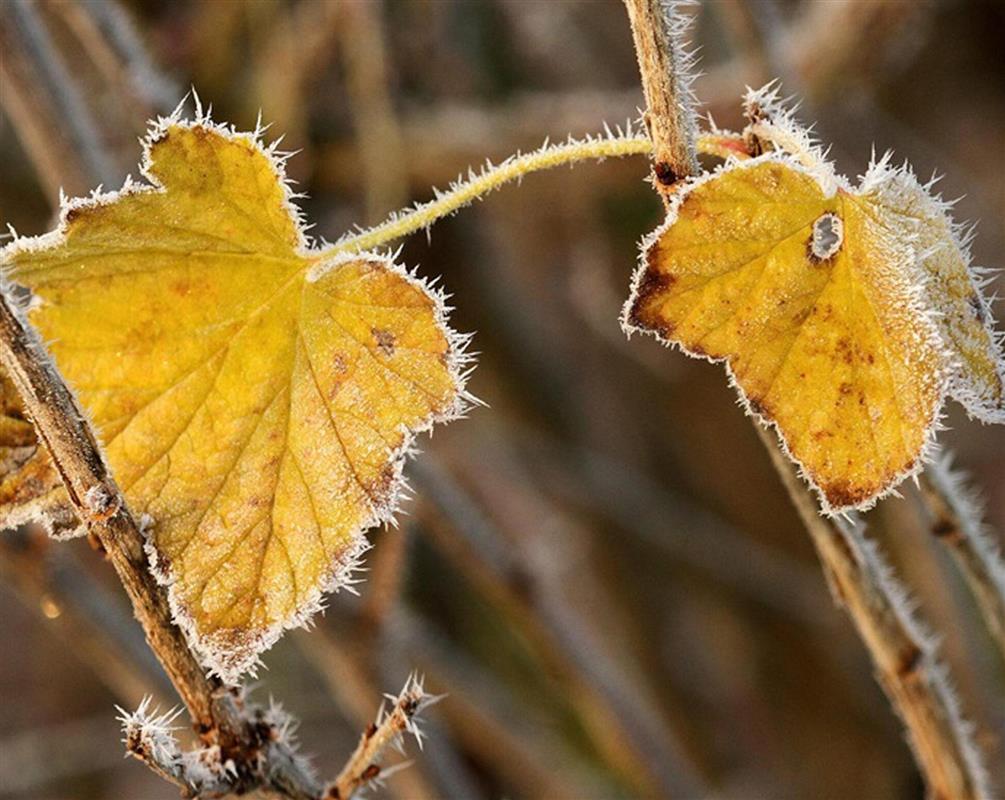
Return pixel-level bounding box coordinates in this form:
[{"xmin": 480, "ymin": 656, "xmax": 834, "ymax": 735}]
[
  {"xmin": 324, "ymin": 675, "xmax": 439, "ymax": 800},
  {"xmin": 622, "ymin": 0, "xmax": 700, "ymax": 195},
  {"xmin": 757, "ymin": 428, "xmax": 990, "ymax": 800}
]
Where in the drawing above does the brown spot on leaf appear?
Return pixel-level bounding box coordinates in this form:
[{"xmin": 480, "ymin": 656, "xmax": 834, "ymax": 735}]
[
  {"xmin": 836, "ymin": 338, "xmax": 854, "ymax": 365},
  {"xmin": 824, "ymin": 481, "xmax": 872, "ymax": 509},
  {"xmin": 366, "ymin": 462, "xmax": 397, "ymax": 506},
  {"xmin": 628, "ymin": 260, "xmax": 677, "ymax": 335},
  {"xmin": 791, "ymin": 307, "xmax": 812, "ymax": 327},
  {"xmin": 372, "ymin": 328, "xmax": 396, "ymax": 357}
]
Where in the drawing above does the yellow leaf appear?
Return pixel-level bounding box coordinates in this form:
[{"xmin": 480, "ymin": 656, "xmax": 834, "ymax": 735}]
[
  {"xmin": 623, "ymin": 155, "xmax": 951, "ymax": 512},
  {"xmin": 860, "ymin": 160, "xmax": 1005, "ymax": 423},
  {"xmin": 2, "ymin": 116, "xmax": 471, "ymax": 680},
  {"xmin": 745, "ymin": 83, "xmax": 1004, "ymax": 424}
]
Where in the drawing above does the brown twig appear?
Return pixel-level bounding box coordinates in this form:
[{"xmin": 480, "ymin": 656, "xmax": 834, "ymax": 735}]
[
  {"xmin": 919, "ymin": 455, "xmax": 1005, "ymax": 664},
  {"xmin": 324, "ymin": 674, "xmax": 438, "ymax": 800},
  {"xmin": 756, "ymin": 427, "xmax": 991, "ymax": 800},
  {"xmin": 295, "ymin": 629, "xmax": 441, "ymax": 800},
  {"xmin": 0, "ymin": 291, "xmax": 320, "ymax": 799},
  {"xmin": 622, "ymin": 0, "xmax": 699, "ymax": 194}
]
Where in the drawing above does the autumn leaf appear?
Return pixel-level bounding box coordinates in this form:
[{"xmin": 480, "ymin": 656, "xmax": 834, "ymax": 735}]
[
  {"xmin": 1, "ymin": 110, "xmax": 472, "ymax": 680},
  {"xmin": 623, "ymin": 87, "xmax": 1004, "ymax": 513}
]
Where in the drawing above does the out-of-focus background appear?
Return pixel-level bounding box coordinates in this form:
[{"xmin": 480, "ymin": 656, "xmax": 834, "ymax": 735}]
[{"xmin": 1, "ymin": 1, "xmax": 1003, "ymax": 798}]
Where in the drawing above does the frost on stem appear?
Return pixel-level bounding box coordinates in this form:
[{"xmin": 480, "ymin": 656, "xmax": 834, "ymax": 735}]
[
  {"xmin": 325, "ymin": 673, "xmax": 442, "ymax": 800},
  {"xmin": 118, "ymin": 690, "xmax": 317, "ymax": 798},
  {"xmin": 622, "ymin": 0, "xmax": 701, "ymax": 188},
  {"xmin": 118, "ymin": 697, "xmax": 237, "ymax": 796}
]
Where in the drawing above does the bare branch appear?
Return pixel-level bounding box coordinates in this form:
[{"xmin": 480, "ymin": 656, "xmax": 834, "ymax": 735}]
[
  {"xmin": 325, "ymin": 674, "xmax": 438, "ymax": 800},
  {"xmin": 621, "ymin": 0, "xmax": 700, "ymax": 193},
  {"xmin": 756, "ymin": 427, "xmax": 991, "ymax": 800}
]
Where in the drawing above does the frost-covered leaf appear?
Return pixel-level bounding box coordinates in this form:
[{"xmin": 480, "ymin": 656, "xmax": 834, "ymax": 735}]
[
  {"xmin": 861, "ymin": 162, "xmax": 1005, "ymax": 422},
  {"xmin": 623, "ymin": 88, "xmax": 1003, "ymax": 513},
  {"xmin": 0, "ymin": 368, "xmax": 78, "ymax": 537},
  {"xmin": 1, "ymin": 111, "xmax": 471, "ymax": 681}
]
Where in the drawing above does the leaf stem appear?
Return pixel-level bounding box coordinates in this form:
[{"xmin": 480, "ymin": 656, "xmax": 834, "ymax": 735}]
[
  {"xmin": 318, "ymin": 129, "xmax": 751, "ymax": 260},
  {"xmin": 319, "ymin": 134, "xmax": 653, "ymax": 258}
]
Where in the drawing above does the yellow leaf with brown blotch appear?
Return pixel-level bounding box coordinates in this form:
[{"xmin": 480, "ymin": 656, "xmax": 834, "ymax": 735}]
[
  {"xmin": 623, "ymin": 88, "xmax": 1004, "ymax": 513},
  {"xmin": 2, "ymin": 113, "xmax": 472, "ymax": 681}
]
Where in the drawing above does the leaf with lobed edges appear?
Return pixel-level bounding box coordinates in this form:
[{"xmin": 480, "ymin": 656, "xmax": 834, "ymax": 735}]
[
  {"xmin": 1, "ymin": 103, "xmax": 474, "ymax": 681},
  {"xmin": 623, "ymin": 85, "xmax": 1003, "ymax": 514}
]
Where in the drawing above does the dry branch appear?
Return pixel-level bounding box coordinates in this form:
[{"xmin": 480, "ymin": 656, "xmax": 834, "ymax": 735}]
[
  {"xmin": 757, "ymin": 428, "xmax": 990, "ymax": 800},
  {"xmin": 324, "ymin": 675, "xmax": 438, "ymax": 800},
  {"xmin": 622, "ymin": 0, "xmax": 699, "ymax": 193}
]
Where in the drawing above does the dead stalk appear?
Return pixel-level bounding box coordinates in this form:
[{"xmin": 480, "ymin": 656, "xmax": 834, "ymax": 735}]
[
  {"xmin": 622, "ymin": 0, "xmax": 699, "ymax": 194},
  {"xmin": 325, "ymin": 675, "xmax": 436, "ymax": 800},
  {"xmin": 757, "ymin": 427, "xmax": 990, "ymax": 800}
]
